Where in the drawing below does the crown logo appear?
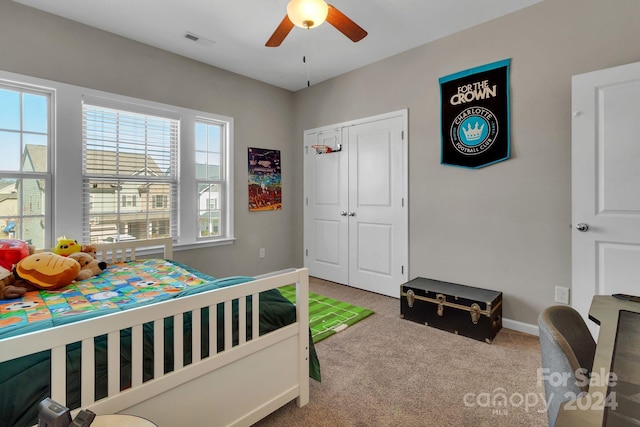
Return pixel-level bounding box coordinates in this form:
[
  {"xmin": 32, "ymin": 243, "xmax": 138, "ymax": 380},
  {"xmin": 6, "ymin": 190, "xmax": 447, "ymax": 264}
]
[{"xmin": 462, "ymin": 122, "xmax": 485, "ymax": 141}]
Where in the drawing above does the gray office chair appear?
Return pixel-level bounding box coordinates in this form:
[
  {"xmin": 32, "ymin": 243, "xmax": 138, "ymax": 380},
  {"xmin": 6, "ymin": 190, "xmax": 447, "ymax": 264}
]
[{"xmin": 538, "ymin": 305, "xmax": 596, "ymax": 427}]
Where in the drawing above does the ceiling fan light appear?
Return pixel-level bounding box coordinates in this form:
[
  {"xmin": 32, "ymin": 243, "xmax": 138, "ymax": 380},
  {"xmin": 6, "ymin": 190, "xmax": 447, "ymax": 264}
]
[{"xmin": 286, "ymin": 0, "xmax": 329, "ymax": 29}]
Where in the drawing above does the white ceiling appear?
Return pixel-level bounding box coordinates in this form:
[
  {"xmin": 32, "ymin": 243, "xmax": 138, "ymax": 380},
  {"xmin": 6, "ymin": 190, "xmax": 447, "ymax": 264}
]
[{"xmin": 14, "ymin": 0, "xmax": 541, "ymax": 92}]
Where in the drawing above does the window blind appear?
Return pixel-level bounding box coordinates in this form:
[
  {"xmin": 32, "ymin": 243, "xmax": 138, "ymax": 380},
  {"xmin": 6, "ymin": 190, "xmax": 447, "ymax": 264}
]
[{"xmin": 82, "ymin": 104, "xmax": 179, "ymax": 244}]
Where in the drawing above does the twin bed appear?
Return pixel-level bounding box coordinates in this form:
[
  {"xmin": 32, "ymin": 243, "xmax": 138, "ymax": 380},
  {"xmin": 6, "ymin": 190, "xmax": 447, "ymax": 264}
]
[{"xmin": 0, "ymin": 238, "xmax": 318, "ymax": 427}]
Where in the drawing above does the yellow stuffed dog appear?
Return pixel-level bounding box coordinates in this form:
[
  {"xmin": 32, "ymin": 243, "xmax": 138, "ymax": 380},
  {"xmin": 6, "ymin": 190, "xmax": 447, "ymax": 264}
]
[{"xmin": 68, "ymin": 252, "xmax": 107, "ymax": 281}]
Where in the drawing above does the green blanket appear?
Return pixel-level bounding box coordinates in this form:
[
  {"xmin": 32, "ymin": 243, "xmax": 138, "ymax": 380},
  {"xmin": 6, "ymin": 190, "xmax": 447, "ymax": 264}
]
[{"xmin": 0, "ymin": 261, "xmax": 320, "ymax": 427}]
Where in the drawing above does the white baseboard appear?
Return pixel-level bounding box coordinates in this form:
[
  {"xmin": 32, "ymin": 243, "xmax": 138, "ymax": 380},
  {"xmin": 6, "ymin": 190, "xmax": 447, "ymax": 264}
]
[{"xmin": 502, "ymin": 317, "xmax": 539, "ymax": 336}]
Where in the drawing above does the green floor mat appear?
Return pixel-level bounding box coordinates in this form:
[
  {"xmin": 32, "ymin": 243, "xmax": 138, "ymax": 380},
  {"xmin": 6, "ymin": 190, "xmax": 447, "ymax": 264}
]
[{"xmin": 279, "ymin": 285, "xmax": 374, "ymax": 343}]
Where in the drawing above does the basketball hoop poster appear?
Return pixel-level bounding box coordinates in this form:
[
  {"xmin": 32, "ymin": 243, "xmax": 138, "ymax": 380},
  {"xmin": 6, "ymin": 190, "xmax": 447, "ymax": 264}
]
[
  {"xmin": 248, "ymin": 147, "xmax": 282, "ymax": 211},
  {"xmin": 439, "ymin": 59, "xmax": 511, "ymax": 169}
]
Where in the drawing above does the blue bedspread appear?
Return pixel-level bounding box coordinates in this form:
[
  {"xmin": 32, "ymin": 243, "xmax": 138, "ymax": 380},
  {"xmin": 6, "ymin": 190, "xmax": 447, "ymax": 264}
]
[{"xmin": 0, "ymin": 259, "xmax": 253, "ymax": 339}]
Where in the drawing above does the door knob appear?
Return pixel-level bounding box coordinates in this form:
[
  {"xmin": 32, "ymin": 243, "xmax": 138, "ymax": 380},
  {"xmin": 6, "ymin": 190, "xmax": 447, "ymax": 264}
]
[
  {"xmin": 339, "ymin": 211, "xmax": 348, "ymax": 216},
  {"xmin": 576, "ymin": 223, "xmax": 589, "ymax": 232},
  {"xmin": 347, "ymin": 211, "xmax": 356, "ymax": 217}
]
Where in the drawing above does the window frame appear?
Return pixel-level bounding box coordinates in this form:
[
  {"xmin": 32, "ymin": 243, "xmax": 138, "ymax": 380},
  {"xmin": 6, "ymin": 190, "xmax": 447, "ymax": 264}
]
[
  {"xmin": 0, "ymin": 79, "xmax": 54, "ymax": 248},
  {"xmin": 0, "ymin": 69, "xmax": 235, "ymax": 250},
  {"xmin": 81, "ymin": 98, "xmax": 180, "ymax": 244},
  {"xmin": 195, "ymin": 118, "xmax": 228, "ymax": 242}
]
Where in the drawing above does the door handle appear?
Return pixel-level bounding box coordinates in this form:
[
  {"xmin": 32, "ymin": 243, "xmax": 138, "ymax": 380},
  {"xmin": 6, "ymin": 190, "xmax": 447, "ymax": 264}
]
[
  {"xmin": 348, "ymin": 211, "xmax": 356, "ymax": 217},
  {"xmin": 339, "ymin": 211, "xmax": 348, "ymax": 216},
  {"xmin": 576, "ymin": 223, "xmax": 589, "ymax": 232}
]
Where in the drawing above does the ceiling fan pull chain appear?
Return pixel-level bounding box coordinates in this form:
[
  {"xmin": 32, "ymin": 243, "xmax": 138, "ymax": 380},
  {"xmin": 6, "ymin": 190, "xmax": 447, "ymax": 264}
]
[{"xmin": 304, "ymin": 29, "xmax": 311, "ymax": 87}]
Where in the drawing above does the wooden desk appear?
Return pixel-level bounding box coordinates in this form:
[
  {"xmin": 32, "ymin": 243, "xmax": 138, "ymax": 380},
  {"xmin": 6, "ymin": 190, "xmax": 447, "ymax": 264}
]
[{"xmin": 555, "ymin": 296, "xmax": 640, "ymax": 426}]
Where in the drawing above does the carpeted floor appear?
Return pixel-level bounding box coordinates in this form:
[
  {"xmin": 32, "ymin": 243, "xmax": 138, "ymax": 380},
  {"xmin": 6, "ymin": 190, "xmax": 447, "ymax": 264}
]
[{"xmin": 254, "ymin": 277, "xmax": 549, "ymax": 427}]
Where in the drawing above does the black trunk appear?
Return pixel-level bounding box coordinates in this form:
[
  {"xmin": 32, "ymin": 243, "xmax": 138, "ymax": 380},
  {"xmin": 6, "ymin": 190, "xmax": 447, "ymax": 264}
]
[{"xmin": 400, "ymin": 278, "xmax": 502, "ymax": 343}]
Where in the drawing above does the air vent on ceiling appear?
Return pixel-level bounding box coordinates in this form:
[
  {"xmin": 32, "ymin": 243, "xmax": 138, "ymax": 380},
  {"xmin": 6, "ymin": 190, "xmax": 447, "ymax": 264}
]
[
  {"xmin": 185, "ymin": 32, "xmax": 199, "ymax": 42},
  {"xmin": 184, "ymin": 31, "xmax": 215, "ymax": 47}
]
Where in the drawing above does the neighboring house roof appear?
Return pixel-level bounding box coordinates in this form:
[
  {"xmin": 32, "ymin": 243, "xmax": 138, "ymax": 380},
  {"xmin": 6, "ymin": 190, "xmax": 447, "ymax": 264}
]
[
  {"xmin": 0, "ymin": 193, "xmax": 17, "ymax": 203},
  {"xmin": 21, "ymin": 144, "xmax": 168, "ymax": 178},
  {"xmin": 22, "ymin": 145, "xmax": 47, "ymax": 192},
  {"xmin": 85, "ymin": 148, "xmax": 164, "ymax": 176},
  {"xmin": 18, "ymin": 145, "xmax": 168, "ymax": 195},
  {"xmin": 24, "ymin": 144, "xmax": 47, "ymax": 173},
  {"xmin": 22, "ymin": 144, "xmax": 165, "ymax": 176},
  {"xmin": 0, "ymin": 183, "xmax": 16, "ymax": 194}
]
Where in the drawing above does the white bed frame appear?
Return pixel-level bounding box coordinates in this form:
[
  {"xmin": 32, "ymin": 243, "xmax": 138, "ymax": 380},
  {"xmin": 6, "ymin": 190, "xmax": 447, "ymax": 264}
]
[{"xmin": 0, "ymin": 237, "xmax": 310, "ymax": 427}]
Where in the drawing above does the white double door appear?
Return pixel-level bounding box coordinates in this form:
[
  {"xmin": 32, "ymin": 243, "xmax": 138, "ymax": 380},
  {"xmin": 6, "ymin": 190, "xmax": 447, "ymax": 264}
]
[
  {"xmin": 572, "ymin": 61, "xmax": 640, "ymax": 337},
  {"xmin": 303, "ymin": 110, "xmax": 408, "ymax": 298}
]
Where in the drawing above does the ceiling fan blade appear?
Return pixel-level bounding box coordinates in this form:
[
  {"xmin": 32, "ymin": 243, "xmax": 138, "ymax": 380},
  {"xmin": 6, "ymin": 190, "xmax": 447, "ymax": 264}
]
[
  {"xmin": 326, "ymin": 4, "xmax": 367, "ymax": 42},
  {"xmin": 266, "ymin": 15, "xmax": 295, "ymax": 47}
]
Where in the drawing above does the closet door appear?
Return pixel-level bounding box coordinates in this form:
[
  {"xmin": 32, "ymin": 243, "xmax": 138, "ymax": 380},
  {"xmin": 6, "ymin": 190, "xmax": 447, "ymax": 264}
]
[
  {"xmin": 303, "ymin": 129, "xmax": 349, "ymax": 284},
  {"xmin": 304, "ymin": 110, "xmax": 408, "ymax": 298},
  {"xmin": 347, "ymin": 116, "xmax": 406, "ymax": 297}
]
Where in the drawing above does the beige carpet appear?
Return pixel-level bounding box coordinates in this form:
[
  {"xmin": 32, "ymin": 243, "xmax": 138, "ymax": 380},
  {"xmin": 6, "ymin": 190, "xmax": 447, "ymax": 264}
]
[{"xmin": 255, "ymin": 277, "xmax": 548, "ymax": 427}]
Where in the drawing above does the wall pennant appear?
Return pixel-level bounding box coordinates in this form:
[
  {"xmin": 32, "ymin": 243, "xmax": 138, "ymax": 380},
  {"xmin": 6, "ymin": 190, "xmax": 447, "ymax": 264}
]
[{"xmin": 439, "ymin": 59, "xmax": 511, "ymax": 169}]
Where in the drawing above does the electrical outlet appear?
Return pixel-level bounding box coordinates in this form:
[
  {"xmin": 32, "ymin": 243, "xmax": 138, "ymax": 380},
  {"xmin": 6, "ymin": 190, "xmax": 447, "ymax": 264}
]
[
  {"xmin": 555, "ymin": 286, "xmax": 570, "ymax": 304},
  {"xmin": 259, "ymin": 248, "xmax": 266, "ymax": 258}
]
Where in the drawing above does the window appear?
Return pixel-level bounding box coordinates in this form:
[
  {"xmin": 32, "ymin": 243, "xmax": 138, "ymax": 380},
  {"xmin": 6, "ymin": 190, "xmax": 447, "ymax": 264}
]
[
  {"xmin": 82, "ymin": 103, "xmax": 178, "ymax": 244},
  {"xmin": 1, "ymin": 69, "xmax": 234, "ymax": 250},
  {"xmin": 196, "ymin": 120, "xmax": 225, "ymax": 239},
  {"xmin": 154, "ymin": 194, "xmax": 166, "ymax": 208},
  {"xmin": 121, "ymin": 195, "xmax": 137, "ymax": 207},
  {"xmin": 0, "ymin": 83, "xmax": 51, "ymax": 248}
]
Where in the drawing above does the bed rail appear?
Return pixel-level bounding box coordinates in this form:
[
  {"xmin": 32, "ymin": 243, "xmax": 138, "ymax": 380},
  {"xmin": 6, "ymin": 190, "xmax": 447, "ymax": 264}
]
[
  {"xmin": 93, "ymin": 236, "xmax": 173, "ymax": 262},
  {"xmin": 0, "ymin": 269, "xmax": 310, "ymax": 408},
  {"xmin": 38, "ymin": 237, "xmax": 173, "ymax": 262},
  {"xmin": 1, "ymin": 238, "xmax": 309, "ymax": 427}
]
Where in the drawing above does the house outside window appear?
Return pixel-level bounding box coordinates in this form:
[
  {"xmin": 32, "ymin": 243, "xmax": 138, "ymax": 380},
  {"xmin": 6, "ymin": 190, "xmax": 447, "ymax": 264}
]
[
  {"xmin": 82, "ymin": 103, "xmax": 178, "ymax": 244},
  {"xmin": 1, "ymin": 69, "xmax": 234, "ymax": 249},
  {"xmin": 0, "ymin": 83, "xmax": 51, "ymax": 248},
  {"xmin": 196, "ymin": 120, "xmax": 225, "ymax": 239}
]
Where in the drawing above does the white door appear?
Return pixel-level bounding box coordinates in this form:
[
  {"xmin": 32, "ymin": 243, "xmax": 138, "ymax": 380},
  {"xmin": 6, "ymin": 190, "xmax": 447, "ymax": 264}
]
[
  {"xmin": 572, "ymin": 61, "xmax": 640, "ymax": 337},
  {"xmin": 347, "ymin": 117, "xmax": 406, "ymax": 296},
  {"xmin": 304, "ymin": 110, "xmax": 408, "ymax": 297},
  {"xmin": 303, "ymin": 128, "xmax": 349, "ymax": 285}
]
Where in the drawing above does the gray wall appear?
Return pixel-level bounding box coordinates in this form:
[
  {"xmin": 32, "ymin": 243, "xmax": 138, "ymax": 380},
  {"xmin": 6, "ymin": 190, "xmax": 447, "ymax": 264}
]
[
  {"xmin": 292, "ymin": 0, "xmax": 640, "ymax": 325},
  {"xmin": 0, "ymin": 0, "xmax": 297, "ymax": 278},
  {"xmin": 4, "ymin": 0, "xmax": 640, "ymax": 327}
]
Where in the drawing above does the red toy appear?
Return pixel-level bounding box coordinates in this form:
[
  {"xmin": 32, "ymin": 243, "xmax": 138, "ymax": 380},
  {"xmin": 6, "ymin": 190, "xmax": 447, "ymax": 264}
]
[{"xmin": 0, "ymin": 239, "xmax": 30, "ymax": 271}]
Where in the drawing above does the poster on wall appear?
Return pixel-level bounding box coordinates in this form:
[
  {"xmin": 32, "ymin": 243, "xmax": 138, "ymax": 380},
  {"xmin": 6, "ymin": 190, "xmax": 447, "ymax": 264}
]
[
  {"xmin": 248, "ymin": 147, "xmax": 282, "ymax": 211},
  {"xmin": 439, "ymin": 58, "xmax": 511, "ymax": 169}
]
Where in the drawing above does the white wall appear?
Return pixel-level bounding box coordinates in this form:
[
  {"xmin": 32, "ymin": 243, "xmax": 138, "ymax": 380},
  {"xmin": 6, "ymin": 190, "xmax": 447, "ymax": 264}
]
[
  {"xmin": 292, "ymin": 0, "xmax": 640, "ymax": 325},
  {"xmin": 4, "ymin": 0, "xmax": 640, "ymax": 326},
  {"xmin": 0, "ymin": 0, "xmax": 297, "ymax": 278}
]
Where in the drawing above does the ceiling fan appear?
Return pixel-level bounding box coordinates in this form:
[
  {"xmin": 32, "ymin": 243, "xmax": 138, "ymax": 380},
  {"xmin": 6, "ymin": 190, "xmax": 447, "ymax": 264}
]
[{"xmin": 266, "ymin": 0, "xmax": 367, "ymax": 47}]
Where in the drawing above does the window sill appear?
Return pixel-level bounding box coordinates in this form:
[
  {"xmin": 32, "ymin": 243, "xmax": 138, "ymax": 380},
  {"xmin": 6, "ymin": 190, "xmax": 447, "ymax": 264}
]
[
  {"xmin": 174, "ymin": 238, "xmax": 236, "ymax": 252},
  {"xmin": 117, "ymin": 237, "xmax": 235, "ymax": 259}
]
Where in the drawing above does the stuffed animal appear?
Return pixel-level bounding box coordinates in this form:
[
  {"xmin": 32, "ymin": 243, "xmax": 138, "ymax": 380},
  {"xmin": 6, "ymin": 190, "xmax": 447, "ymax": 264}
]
[
  {"xmin": 81, "ymin": 244, "xmax": 98, "ymax": 259},
  {"xmin": 14, "ymin": 252, "xmax": 80, "ymax": 290},
  {"xmin": 0, "ymin": 239, "xmax": 31, "ymax": 270},
  {"xmin": 68, "ymin": 252, "xmax": 107, "ymax": 281},
  {"xmin": 0, "ymin": 266, "xmax": 27, "ymax": 299},
  {"xmin": 53, "ymin": 237, "xmax": 82, "ymax": 256}
]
